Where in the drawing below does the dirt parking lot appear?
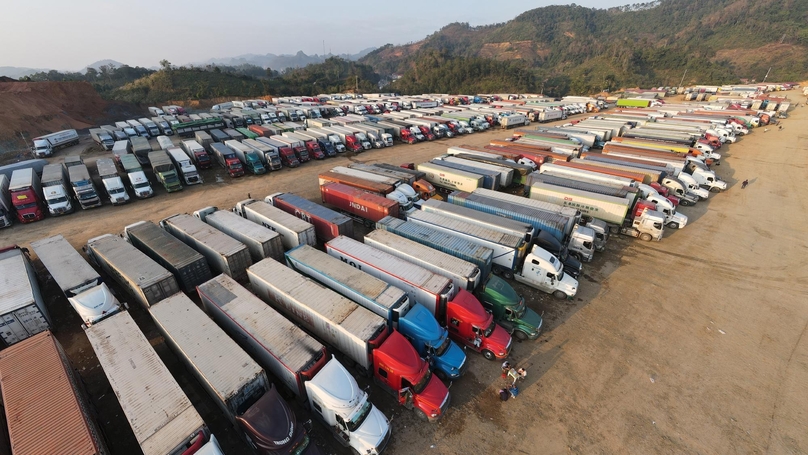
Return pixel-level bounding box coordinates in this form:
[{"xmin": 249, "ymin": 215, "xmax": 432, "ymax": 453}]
[{"xmin": 1, "ymin": 93, "xmax": 806, "ymax": 454}]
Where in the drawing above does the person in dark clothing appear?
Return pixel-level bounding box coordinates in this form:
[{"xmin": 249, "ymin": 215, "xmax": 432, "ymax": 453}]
[{"xmin": 742, "ymin": 179, "xmax": 749, "ymax": 189}]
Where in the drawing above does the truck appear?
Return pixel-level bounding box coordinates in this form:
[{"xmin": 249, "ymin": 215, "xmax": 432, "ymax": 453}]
[
  {"xmin": 242, "ymin": 138, "xmax": 283, "ymax": 171},
  {"xmin": 153, "ymin": 117, "xmax": 174, "ymax": 135},
  {"xmin": 436, "ymin": 156, "xmax": 512, "ymax": 188},
  {"xmin": 30, "ymin": 234, "xmax": 122, "ymax": 325},
  {"xmin": 40, "ymin": 163, "xmax": 74, "ymax": 215},
  {"xmin": 286, "ymin": 244, "xmax": 467, "ymax": 379},
  {"xmin": 96, "ymin": 157, "xmax": 131, "ymax": 205},
  {"xmin": 331, "ymin": 166, "xmax": 419, "ymax": 208},
  {"xmin": 194, "ymin": 207, "xmax": 283, "ymax": 263},
  {"xmin": 374, "ymin": 164, "xmax": 437, "ymax": 200},
  {"xmin": 321, "ymin": 127, "xmax": 363, "ymax": 152},
  {"xmin": 248, "ymin": 258, "xmax": 451, "ymax": 422},
  {"xmin": 126, "ymin": 119, "xmax": 150, "ymax": 137},
  {"xmin": 0, "ymin": 331, "xmax": 111, "ymax": 454},
  {"xmin": 166, "ymin": 147, "xmax": 202, "ymax": 185},
  {"xmin": 112, "ymin": 140, "xmax": 129, "ymax": 162},
  {"xmin": 500, "ymin": 114, "xmax": 529, "ymax": 129},
  {"xmin": 30, "ymin": 129, "xmax": 79, "ymax": 157},
  {"xmin": 449, "ymin": 152, "xmax": 533, "ymax": 185},
  {"xmin": 528, "ymin": 181, "xmax": 666, "ymax": 242},
  {"xmin": 83, "ymin": 311, "xmax": 222, "ymax": 455},
  {"xmin": 305, "ymin": 128, "xmax": 347, "ymax": 153},
  {"xmin": 193, "ymin": 131, "xmax": 212, "ymax": 152},
  {"xmin": 266, "ymin": 192, "xmax": 353, "ymax": 243},
  {"xmin": 225, "ymin": 140, "xmax": 266, "ymax": 175},
  {"xmin": 320, "ymin": 183, "xmax": 401, "ymax": 226},
  {"xmin": 296, "ymin": 131, "xmax": 338, "ymax": 157},
  {"xmin": 345, "ymin": 163, "xmax": 432, "ymax": 204},
  {"xmin": 123, "ymin": 221, "xmax": 212, "ymax": 293},
  {"xmin": 160, "ymin": 213, "xmax": 253, "ymax": 281},
  {"xmin": 283, "ymin": 132, "xmax": 325, "ymax": 159},
  {"xmin": 148, "ymin": 151, "xmax": 183, "ymax": 192},
  {"xmin": 8, "ymin": 168, "xmax": 45, "ymax": 222},
  {"xmin": 150, "ymin": 292, "xmax": 321, "ymax": 455},
  {"xmin": 119, "ymin": 154, "xmax": 154, "ymax": 198},
  {"xmin": 197, "ymin": 274, "xmax": 390, "ymax": 454},
  {"xmin": 65, "ymin": 160, "xmax": 102, "ymax": 210},
  {"xmin": 364, "ymin": 226, "xmax": 543, "ymax": 343},
  {"xmin": 406, "ymin": 210, "xmax": 580, "ymax": 299},
  {"xmin": 375, "ymin": 121, "xmax": 416, "ymax": 144},
  {"xmin": 210, "ymin": 143, "xmax": 245, "ymax": 177},
  {"xmin": 256, "ymin": 137, "xmax": 300, "ymax": 168},
  {"xmin": 138, "ymin": 118, "xmax": 161, "ymax": 136},
  {"xmin": 85, "ymin": 234, "xmax": 180, "ymax": 309},
  {"xmin": 233, "ymin": 199, "xmax": 317, "ymax": 250},
  {"xmin": 331, "ymin": 126, "xmax": 372, "ymax": 150},
  {"xmin": 90, "ymin": 128, "xmax": 115, "ymax": 150},
  {"xmin": 319, "ymin": 171, "xmax": 411, "ymax": 211},
  {"xmin": 128, "ymin": 136, "xmax": 153, "ymax": 165},
  {"xmin": 325, "ymin": 235, "xmax": 518, "ymax": 358},
  {"xmin": 209, "ymin": 128, "xmax": 230, "ymax": 143},
  {"xmin": 156, "ymin": 135, "xmax": 175, "ymax": 151},
  {"xmin": 0, "ymin": 245, "xmax": 51, "ymax": 345},
  {"xmin": 271, "ymin": 135, "xmax": 310, "ymax": 162},
  {"xmin": 416, "ymin": 162, "xmax": 484, "ymax": 193},
  {"xmin": 426, "ymin": 160, "xmax": 498, "ymax": 191},
  {"xmin": 0, "ymin": 175, "xmax": 12, "ymax": 228}
]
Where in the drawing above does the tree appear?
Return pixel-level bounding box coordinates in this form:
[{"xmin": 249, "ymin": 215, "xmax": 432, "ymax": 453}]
[
  {"xmin": 159, "ymin": 59, "xmax": 172, "ymax": 71},
  {"xmin": 85, "ymin": 67, "xmax": 98, "ymax": 81}
]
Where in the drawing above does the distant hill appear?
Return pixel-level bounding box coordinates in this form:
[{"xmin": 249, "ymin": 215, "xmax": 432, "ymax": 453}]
[
  {"xmin": 195, "ymin": 48, "xmax": 377, "ymax": 70},
  {"xmin": 361, "ymin": 0, "xmax": 808, "ymax": 95},
  {"xmin": 84, "ymin": 59, "xmax": 127, "ymax": 71},
  {"xmin": 0, "ymin": 66, "xmax": 50, "ymax": 79}
]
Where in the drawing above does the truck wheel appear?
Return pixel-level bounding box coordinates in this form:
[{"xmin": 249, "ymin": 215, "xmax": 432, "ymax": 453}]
[
  {"xmin": 482, "ymin": 350, "xmax": 496, "ymax": 361},
  {"xmin": 415, "ymin": 409, "xmax": 429, "ymax": 422},
  {"xmin": 640, "ymin": 233, "xmax": 653, "ymax": 241},
  {"xmin": 680, "ymin": 199, "xmax": 694, "ymax": 206},
  {"xmin": 514, "ymin": 331, "xmax": 528, "ymax": 341},
  {"xmin": 710, "ymin": 187, "xmax": 722, "ymax": 193},
  {"xmin": 609, "ymin": 225, "xmax": 620, "ymax": 234},
  {"xmin": 667, "ymin": 222, "xmax": 679, "ymax": 229},
  {"xmin": 553, "ymin": 290, "xmax": 567, "ymax": 300},
  {"xmin": 502, "ymin": 269, "xmax": 514, "ymax": 280},
  {"xmin": 434, "ymin": 370, "xmax": 448, "ymax": 381}
]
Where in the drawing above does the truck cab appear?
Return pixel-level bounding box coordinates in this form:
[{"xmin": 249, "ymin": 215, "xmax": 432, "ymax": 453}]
[
  {"xmin": 685, "ymin": 162, "xmax": 727, "ymax": 193},
  {"xmin": 661, "ymin": 177, "xmax": 701, "ymax": 205},
  {"xmin": 622, "ymin": 208, "xmax": 665, "ymax": 241},
  {"xmin": 512, "ymin": 246, "xmax": 579, "ymax": 300},
  {"xmin": 399, "ymin": 304, "xmax": 467, "ymax": 380},
  {"xmin": 472, "ymin": 274, "xmax": 544, "ymax": 339},
  {"xmin": 372, "ymin": 331, "xmax": 450, "ymax": 423},
  {"xmin": 637, "ymin": 185, "xmax": 687, "ymax": 229},
  {"xmin": 534, "ymin": 230, "xmax": 582, "ymax": 279},
  {"xmin": 236, "ymin": 386, "xmax": 315, "ymax": 455},
  {"xmin": 41, "ymin": 165, "xmax": 74, "ymax": 215},
  {"xmin": 676, "ymin": 173, "xmax": 710, "ymax": 200},
  {"xmin": 305, "ymin": 358, "xmax": 390, "ymax": 455},
  {"xmin": 446, "ymin": 289, "xmax": 513, "ymax": 358}
]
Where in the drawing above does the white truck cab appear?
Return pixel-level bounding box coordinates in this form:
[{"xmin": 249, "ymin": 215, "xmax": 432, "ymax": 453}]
[
  {"xmin": 513, "ymin": 245, "xmax": 579, "ymax": 300},
  {"xmin": 305, "ymin": 357, "xmax": 390, "ymax": 455},
  {"xmin": 637, "ymin": 185, "xmax": 688, "ymax": 229},
  {"xmin": 678, "ymin": 172, "xmax": 711, "ymax": 199},
  {"xmin": 568, "ymin": 225, "xmax": 597, "ymax": 262},
  {"xmin": 622, "ymin": 209, "xmax": 666, "ymax": 241}
]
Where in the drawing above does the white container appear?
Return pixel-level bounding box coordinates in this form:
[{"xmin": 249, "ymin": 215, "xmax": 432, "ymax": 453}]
[
  {"xmin": 233, "ymin": 199, "xmax": 316, "ymax": 250},
  {"xmin": 0, "ymin": 246, "xmax": 50, "ymax": 345},
  {"xmin": 194, "ymin": 208, "xmax": 283, "ymax": 263}
]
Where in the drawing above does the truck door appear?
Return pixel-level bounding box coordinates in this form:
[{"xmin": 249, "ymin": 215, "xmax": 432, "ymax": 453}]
[
  {"xmin": 0, "ymin": 314, "xmax": 29, "ymax": 345},
  {"xmin": 14, "ymin": 306, "xmax": 49, "ymax": 336}
]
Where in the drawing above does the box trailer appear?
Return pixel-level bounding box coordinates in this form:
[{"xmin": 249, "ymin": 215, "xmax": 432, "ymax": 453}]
[
  {"xmin": 84, "ymin": 311, "xmax": 216, "ymax": 455},
  {"xmin": 30, "ymin": 235, "xmax": 122, "ymax": 325},
  {"xmin": 123, "ymin": 221, "xmax": 212, "ymax": 293},
  {"xmin": 0, "ymin": 245, "xmax": 50, "ymax": 345},
  {"xmin": 416, "ymin": 162, "xmax": 484, "ymax": 192},
  {"xmin": 194, "ymin": 207, "xmax": 283, "ymax": 263},
  {"xmin": 0, "ymin": 331, "xmax": 110, "ymax": 455},
  {"xmin": 85, "ymin": 234, "xmax": 180, "ymax": 309},
  {"xmin": 320, "ymin": 183, "xmax": 400, "ymax": 226},
  {"xmin": 266, "ymin": 192, "xmax": 353, "ymax": 243},
  {"xmin": 233, "ymin": 199, "xmax": 317, "ymax": 250},
  {"xmin": 160, "ymin": 213, "xmax": 252, "ymax": 281}
]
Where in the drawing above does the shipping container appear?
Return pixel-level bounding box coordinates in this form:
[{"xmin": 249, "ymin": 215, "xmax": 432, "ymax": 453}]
[
  {"xmin": 233, "ymin": 199, "xmax": 317, "ymax": 250},
  {"xmin": 84, "ymin": 311, "xmax": 212, "ymax": 455},
  {"xmin": 266, "ymin": 193, "xmax": 353, "ymax": 243},
  {"xmin": 123, "ymin": 221, "xmax": 212, "ymax": 293},
  {"xmin": 194, "ymin": 208, "xmax": 283, "ymax": 263},
  {"xmin": 320, "ymin": 183, "xmax": 399, "ymax": 225},
  {"xmin": 0, "ymin": 331, "xmax": 109, "ymax": 455},
  {"xmin": 160, "ymin": 214, "xmax": 252, "ymax": 282},
  {"xmin": 416, "ymin": 162, "xmax": 484, "ymax": 192},
  {"xmin": 85, "ymin": 235, "xmax": 180, "ymax": 309},
  {"xmin": 0, "ymin": 246, "xmax": 50, "ymax": 346}
]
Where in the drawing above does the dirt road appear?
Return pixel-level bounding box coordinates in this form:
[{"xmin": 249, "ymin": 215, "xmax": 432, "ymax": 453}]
[{"xmin": 1, "ymin": 96, "xmax": 806, "ymax": 454}]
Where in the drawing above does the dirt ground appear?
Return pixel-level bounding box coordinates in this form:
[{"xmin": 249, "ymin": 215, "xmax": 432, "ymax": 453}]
[{"xmin": 1, "ymin": 92, "xmax": 806, "ymax": 454}]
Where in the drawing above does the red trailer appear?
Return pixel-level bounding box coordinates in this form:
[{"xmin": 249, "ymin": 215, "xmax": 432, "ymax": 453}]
[
  {"xmin": 248, "ymin": 124, "xmax": 272, "ymax": 137},
  {"xmin": 320, "ymin": 183, "xmax": 399, "ymax": 227},
  {"xmin": 266, "ymin": 191, "xmax": 353, "ymax": 242},
  {"xmin": 318, "ymin": 171, "xmax": 396, "ymax": 196}
]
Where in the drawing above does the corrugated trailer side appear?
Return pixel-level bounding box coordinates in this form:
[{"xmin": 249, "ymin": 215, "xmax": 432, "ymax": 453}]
[
  {"xmin": 320, "ymin": 183, "xmax": 400, "ymax": 223},
  {"xmin": 199, "ymin": 209, "xmax": 284, "ymax": 263},
  {"xmin": 267, "ymin": 193, "xmax": 354, "ymax": 243},
  {"xmin": 0, "ymin": 331, "xmax": 109, "ymax": 455},
  {"xmin": 85, "ymin": 235, "xmax": 180, "ymax": 309},
  {"xmin": 196, "ymin": 275, "xmax": 327, "ymax": 398},
  {"xmin": 235, "ymin": 199, "xmax": 317, "ymax": 250},
  {"xmin": 30, "ymin": 234, "xmax": 101, "ymax": 296},
  {"xmin": 247, "ymin": 259, "xmax": 388, "ymax": 373},
  {"xmin": 83, "ymin": 311, "xmax": 208, "ymax": 455}
]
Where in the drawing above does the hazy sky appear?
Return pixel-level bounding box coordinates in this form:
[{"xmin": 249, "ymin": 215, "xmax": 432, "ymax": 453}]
[{"xmin": 1, "ymin": 0, "xmax": 627, "ymax": 70}]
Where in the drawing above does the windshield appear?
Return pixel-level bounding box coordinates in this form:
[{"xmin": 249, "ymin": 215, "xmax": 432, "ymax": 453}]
[
  {"xmin": 16, "ymin": 202, "xmax": 38, "ymax": 209},
  {"xmin": 134, "ymin": 182, "xmax": 150, "ymax": 189},
  {"xmin": 232, "ymin": 162, "xmax": 243, "ymax": 169},
  {"xmin": 78, "ymin": 193, "xmax": 96, "ymax": 200},
  {"xmin": 346, "ymin": 400, "xmax": 372, "ymax": 432},
  {"xmin": 50, "ymin": 196, "xmax": 68, "ymax": 203},
  {"xmin": 483, "ymin": 319, "xmax": 496, "ymax": 338},
  {"xmin": 412, "ymin": 368, "xmax": 432, "ymax": 394},
  {"xmin": 109, "ymin": 187, "xmax": 124, "ymax": 194},
  {"xmin": 433, "ymin": 335, "xmax": 451, "ymax": 357}
]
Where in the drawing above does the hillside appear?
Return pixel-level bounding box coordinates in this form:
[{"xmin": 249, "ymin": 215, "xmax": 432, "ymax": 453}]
[{"xmin": 362, "ymin": 0, "xmax": 808, "ymax": 94}]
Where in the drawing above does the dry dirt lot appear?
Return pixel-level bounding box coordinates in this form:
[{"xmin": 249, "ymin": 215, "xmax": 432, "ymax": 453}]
[{"xmin": 1, "ymin": 94, "xmax": 806, "ymax": 455}]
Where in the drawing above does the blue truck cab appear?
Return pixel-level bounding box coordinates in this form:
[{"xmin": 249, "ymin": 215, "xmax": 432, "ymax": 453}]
[{"xmin": 398, "ymin": 303, "xmax": 467, "ymax": 380}]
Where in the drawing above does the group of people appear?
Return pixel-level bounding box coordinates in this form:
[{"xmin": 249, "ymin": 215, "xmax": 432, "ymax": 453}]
[{"xmin": 498, "ymin": 361, "xmax": 527, "ymax": 401}]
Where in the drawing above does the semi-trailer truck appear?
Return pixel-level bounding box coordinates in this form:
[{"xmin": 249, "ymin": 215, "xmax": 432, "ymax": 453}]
[
  {"xmin": 416, "ymin": 162, "xmax": 484, "ymax": 193},
  {"xmin": 119, "ymin": 154, "xmax": 154, "ymax": 198},
  {"xmin": 40, "ymin": 163, "xmax": 74, "ymax": 215},
  {"xmin": 225, "ymin": 140, "xmax": 266, "ymax": 175},
  {"xmin": 9, "ymin": 168, "xmax": 45, "ymax": 222},
  {"xmin": 271, "ymin": 135, "xmax": 310, "ymax": 162},
  {"xmin": 194, "ymin": 207, "xmax": 283, "ymax": 263},
  {"xmin": 30, "ymin": 129, "xmax": 79, "ymax": 157},
  {"xmin": 64, "ymin": 161, "xmax": 103, "ymax": 210},
  {"xmin": 90, "ymin": 128, "xmax": 115, "ymax": 150},
  {"xmin": 242, "ymin": 139, "xmax": 283, "ymax": 171},
  {"xmin": 286, "ymin": 245, "xmax": 467, "ymax": 380},
  {"xmin": 210, "ymin": 142, "xmax": 245, "ymax": 177},
  {"xmin": 331, "ymin": 166, "xmax": 419, "ymax": 207},
  {"xmin": 96, "ymin": 157, "xmax": 131, "ymax": 205},
  {"xmin": 148, "ymin": 151, "xmax": 183, "ymax": 192},
  {"xmin": 283, "ymin": 132, "xmax": 326, "ymax": 159},
  {"xmin": 266, "ymin": 192, "xmax": 353, "ymax": 243},
  {"xmin": 233, "ymin": 199, "xmax": 317, "ymax": 250},
  {"xmin": 320, "ymin": 183, "xmax": 400, "ymax": 226},
  {"xmin": 0, "ymin": 246, "xmax": 51, "ymax": 345},
  {"xmin": 167, "ymin": 147, "xmax": 202, "ymax": 185}
]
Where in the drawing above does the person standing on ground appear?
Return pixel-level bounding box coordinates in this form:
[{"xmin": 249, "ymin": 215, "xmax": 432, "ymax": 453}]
[{"xmin": 742, "ymin": 179, "xmax": 749, "ymax": 189}]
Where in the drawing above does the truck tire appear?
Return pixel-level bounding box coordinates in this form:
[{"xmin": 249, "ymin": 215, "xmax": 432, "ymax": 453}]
[
  {"xmin": 680, "ymin": 199, "xmax": 694, "ymax": 206},
  {"xmin": 502, "ymin": 269, "xmax": 514, "ymax": 280},
  {"xmin": 710, "ymin": 187, "xmax": 722, "ymax": 193},
  {"xmin": 609, "ymin": 225, "xmax": 620, "ymax": 234},
  {"xmin": 513, "ymin": 330, "xmax": 528, "ymax": 341},
  {"xmin": 553, "ymin": 290, "xmax": 567, "ymax": 300},
  {"xmin": 667, "ymin": 222, "xmax": 680, "ymax": 229},
  {"xmin": 482, "ymin": 350, "xmax": 496, "ymax": 361},
  {"xmin": 640, "ymin": 233, "xmax": 653, "ymax": 241},
  {"xmin": 415, "ymin": 409, "xmax": 429, "ymax": 422}
]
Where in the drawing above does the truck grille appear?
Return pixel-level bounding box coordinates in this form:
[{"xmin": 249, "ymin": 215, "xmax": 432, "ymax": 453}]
[
  {"xmin": 377, "ymin": 426, "xmax": 392, "ymax": 454},
  {"xmin": 22, "ymin": 213, "xmax": 36, "ymax": 220}
]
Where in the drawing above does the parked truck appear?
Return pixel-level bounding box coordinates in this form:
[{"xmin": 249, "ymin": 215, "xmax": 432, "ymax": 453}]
[
  {"xmin": 9, "ymin": 168, "xmax": 45, "ymax": 222},
  {"xmin": 123, "ymin": 221, "xmax": 212, "ymax": 293},
  {"xmin": 31, "ymin": 129, "xmax": 79, "ymax": 157},
  {"xmin": 197, "ymin": 276, "xmax": 391, "ymax": 454},
  {"xmin": 0, "ymin": 245, "xmax": 51, "ymax": 345},
  {"xmin": 320, "ymin": 183, "xmax": 401, "ymax": 227},
  {"xmin": 83, "ymin": 311, "xmax": 221, "ymax": 455},
  {"xmin": 248, "ymin": 259, "xmax": 451, "ymax": 422},
  {"xmin": 96, "ymin": 157, "xmax": 131, "ymax": 205},
  {"xmin": 286, "ymin": 245, "xmax": 467, "ymax": 380},
  {"xmin": 194, "ymin": 207, "xmax": 283, "ymax": 263},
  {"xmin": 305, "ymin": 128, "xmax": 347, "ymax": 153},
  {"xmin": 242, "ymin": 138, "xmax": 283, "ymax": 170},
  {"xmin": 128, "ymin": 136, "xmax": 153, "ymax": 165},
  {"xmin": 233, "ymin": 199, "xmax": 317, "ymax": 250},
  {"xmin": 166, "ymin": 147, "xmax": 202, "ymax": 185},
  {"xmin": 0, "ymin": 331, "xmax": 111, "ymax": 454},
  {"xmin": 256, "ymin": 137, "xmax": 300, "ymax": 168},
  {"xmin": 416, "ymin": 162, "xmax": 484, "ymax": 193},
  {"xmin": 266, "ymin": 192, "xmax": 353, "ymax": 243},
  {"xmin": 85, "ymin": 234, "xmax": 180, "ymax": 309},
  {"xmin": 224, "ymin": 140, "xmax": 266, "ymax": 175},
  {"xmin": 119, "ymin": 154, "xmax": 154, "ymax": 198},
  {"xmin": 90, "ymin": 128, "xmax": 115, "ymax": 150},
  {"xmin": 148, "ymin": 151, "xmax": 183, "ymax": 192},
  {"xmin": 210, "ymin": 143, "xmax": 245, "ymax": 177},
  {"xmin": 283, "ymin": 132, "xmax": 326, "ymax": 159},
  {"xmin": 271, "ymin": 135, "xmax": 310, "ymax": 163},
  {"xmin": 178, "ymin": 139, "xmax": 212, "ymax": 170},
  {"xmin": 40, "ymin": 163, "xmax": 74, "ymax": 215},
  {"xmin": 31, "ymin": 235, "xmax": 122, "ymax": 325},
  {"xmin": 64, "ymin": 159, "xmax": 102, "ymax": 209},
  {"xmin": 160, "ymin": 213, "xmax": 252, "ymax": 281},
  {"xmin": 330, "ymin": 166, "xmax": 419, "ymax": 208},
  {"xmin": 150, "ymin": 292, "xmax": 320, "ymax": 455},
  {"xmin": 0, "ymin": 175, "xmax": 12, "ymax": 228}
]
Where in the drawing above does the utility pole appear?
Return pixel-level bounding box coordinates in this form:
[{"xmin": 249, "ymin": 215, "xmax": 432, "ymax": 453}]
[
  {"xmin": 678, "ymin": 68, "xmax": 688, "ymax": 88},
  {"xmin": 763, "ymin": 67, "xmax": 772, "ymax": 83},
  {"xmin": 355, "ymin": 76, "xmax": 358, "ymax": 94}
]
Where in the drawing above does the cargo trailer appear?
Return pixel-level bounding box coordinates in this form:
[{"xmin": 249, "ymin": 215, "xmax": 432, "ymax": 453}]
[
  {"xmin": 233, "ymin": 199, "xmax": 317, "ymax": 250},
  {"xmin": 0, "ymin": 245, "xmax": 50, "ymax": 345},
  {"xmin": 194, "ymin": 207, "xmax": 283, "ymax": 263},
  {"xmin": 266, "ymin": 192, "xmax": 353, "ymax": 243},
  {"xmin": 320, "ymin": 183, "xmax": 400, "ymax": 226}
]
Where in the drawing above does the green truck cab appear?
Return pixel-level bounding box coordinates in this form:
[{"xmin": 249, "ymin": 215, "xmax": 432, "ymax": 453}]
[
  {"xmin": 475, "ymin": 275, "xmax": 543, "ymax": 340},
  {"xmin": 147, "ymin": 151, "xmax": 183, "ymax": 193}
]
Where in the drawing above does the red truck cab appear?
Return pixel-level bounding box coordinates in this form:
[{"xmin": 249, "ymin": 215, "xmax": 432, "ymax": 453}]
[
  {"xmin": 445, "ymin": 289, "xmax": 512, "ymax": 360},
  {"xmin": 417, "ymin": 126, "xmax": 436, "ymax": 141},
  {"xmin": 279, "ymin": 146, "xmax": 300, "ymax": 168},
  {"xmin": 345, "ymin": 136, "xmax": 362, "ymax": 152},
  {"xmin": 373, "ymin": 331, "xmax": 450, "ymax": 422},
  {"xmin": 9, "ymin": 170, "xmax": 45, "ymax": 223},
  {"xmin": 400, "ymin": 130, "xmax": 416, "ymax": 145},
  {"xmin": 648, "ymin": 182, "xmax": 679, "ymax": 207},
  {"xmin": 633, "ymin": 200, "xmax": 657, "ymax": 218},
  {"xmin": 305, "ymin": 140, "xmax": 325, "ymax": 160},
  {"xmin": 194, "ymin": 150, "xmax": 212, "ymax": 169}
]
